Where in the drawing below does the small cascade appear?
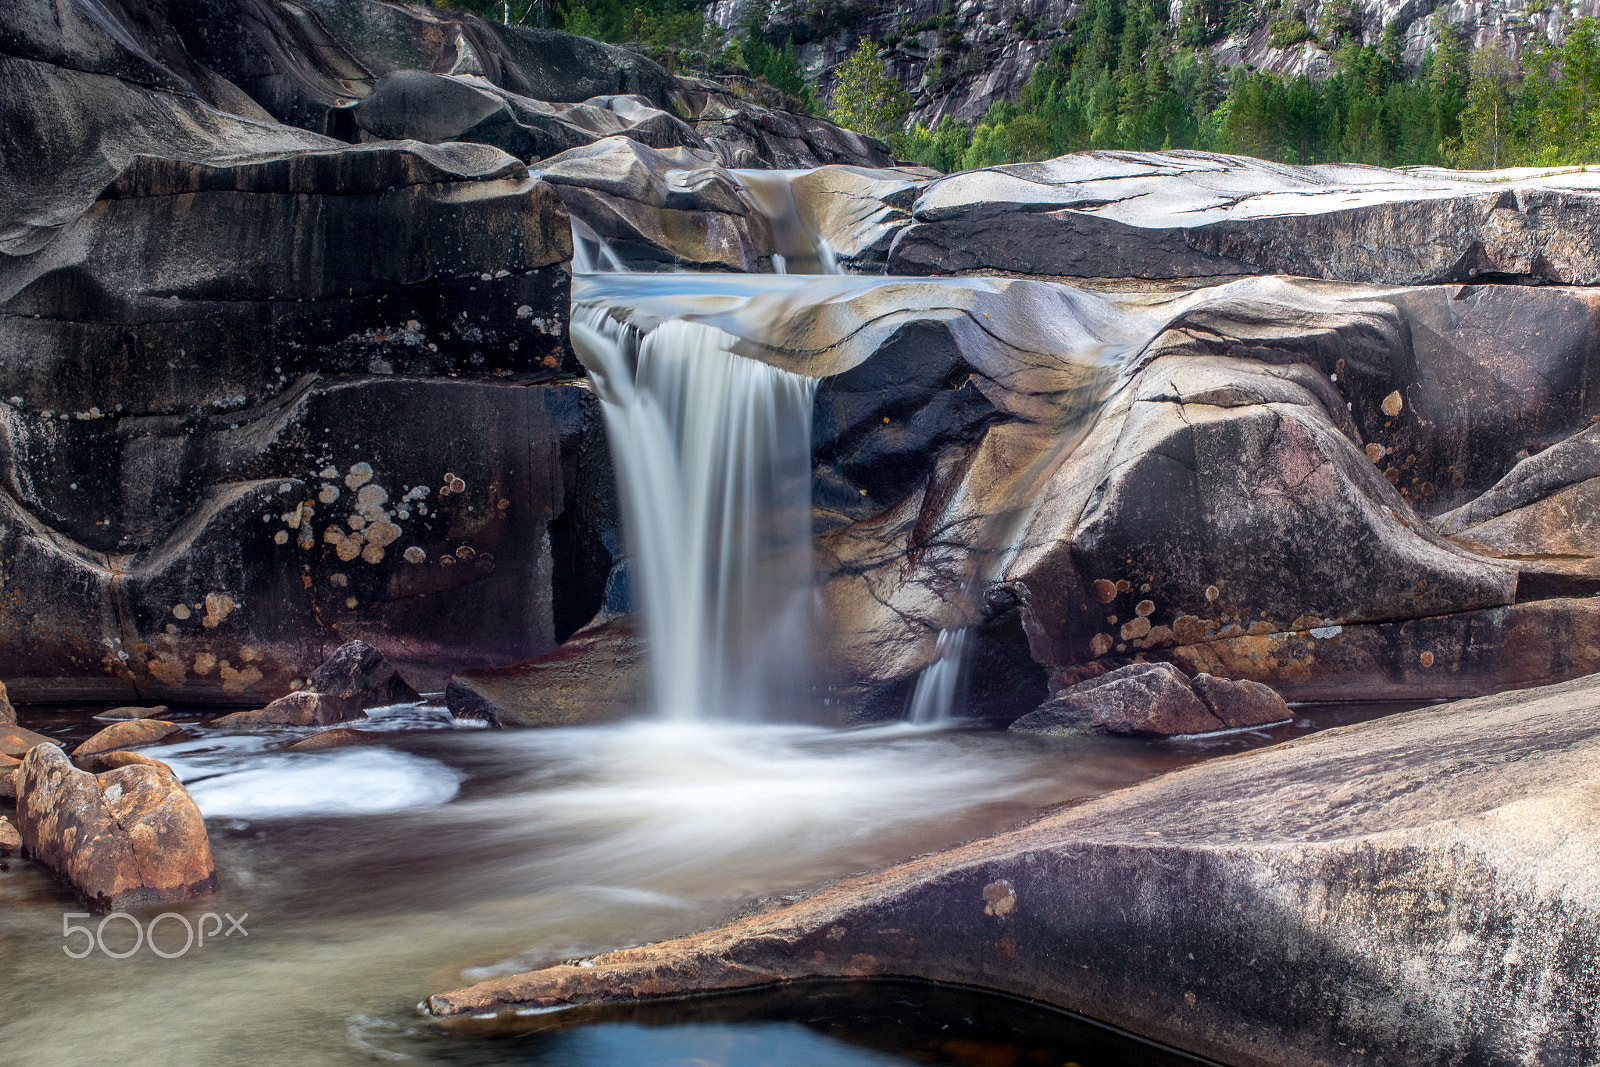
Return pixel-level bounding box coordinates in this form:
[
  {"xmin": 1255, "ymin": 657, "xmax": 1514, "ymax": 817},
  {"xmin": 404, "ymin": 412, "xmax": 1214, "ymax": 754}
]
[
  {"xmin": 572, "ymin": 303, "xmax": 818, "ymax": 722},
  {"xmin": 732, "ymin": 170, "xmax": 842, "ymax": 275},
  {"xmin": 906, "ymin": 627, "xmax": 973, "ymax": 725},
  {"xmin": 571, "ymin": 215, "xmax": 626, "ymax": 273}
]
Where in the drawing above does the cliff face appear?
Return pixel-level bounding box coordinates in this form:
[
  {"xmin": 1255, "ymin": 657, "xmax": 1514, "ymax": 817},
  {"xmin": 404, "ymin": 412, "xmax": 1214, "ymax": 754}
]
[{"xmin": 712, "ymin": 0, "xmax": 1600, "ymax": 128}]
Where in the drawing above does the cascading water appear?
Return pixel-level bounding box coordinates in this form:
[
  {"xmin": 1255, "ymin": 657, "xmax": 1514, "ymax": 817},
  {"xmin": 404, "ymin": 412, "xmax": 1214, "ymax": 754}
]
[
  {"xmin": 732, "ymin": 170, "xmax": 841, "ymax": 275},
  {"xmin": 572, "ymin": 306, "xmax": 818, "ymax": 722}
]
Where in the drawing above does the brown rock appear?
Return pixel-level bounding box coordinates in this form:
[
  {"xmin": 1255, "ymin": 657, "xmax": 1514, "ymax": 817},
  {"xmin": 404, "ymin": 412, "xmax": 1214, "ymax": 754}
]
[
  {"xmin": 0, "ymin": 754, "xmax": 17, "ymax": 800},
  {"xmin": 212, "ymin": 690, "xmax": 361, "ymax": 728},
  {"xmin": 1189, "ymin": 673, "xmax": 1293, "ymax": 729},
  {"xmin": 446, "ymin": 616, "xmax": 644, "ymax": 727},
  {"xmin": 0, "ymin": 724, "xmax": 60, "ymax": 760},
  {"xmin": 287, "ymin": 728, "xmax": 371, "ymax": 752},
  {"xmin": 92, "ymin": 705, "xmax": 169, "ymax": 722},
  {"xmin": 0, "ymin": 680, "xmax": 13, "ymax": 725},
  {"xmin": 73, "ymin": 719, "xmax": 182, "ymax": 759},
  {"xmin": 1009, "ymin": 662, "xmax": 1223, "ymax": 738},
  {"xmin": 0, "ymin": 816, "xmax": 18, "ymax": 856},
  {"xmin": 14, "ymin": 744, "xmax": 217, "ymax": 909}
]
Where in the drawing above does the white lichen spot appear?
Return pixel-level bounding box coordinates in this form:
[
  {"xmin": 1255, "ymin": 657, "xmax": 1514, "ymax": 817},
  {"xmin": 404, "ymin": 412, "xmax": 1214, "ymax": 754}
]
[
  {"xmin": 336, "ymin": 536, "xmax": 364, "ymax": 562},
  {"xmin": 356, "ymin": 484, "xmax": 388, "ymax": 508},
  {"xmin": 193, "ymin": 652, "xmax": 218, "ymax": 676},
  {"xmin": 346, "ymin": 596, "xmax": 358, "ymax": 609},
  {"xmin": 404, "ymin": 546, "xmax": 426, "ymax": 564},
  {"xmin": 172, "ymin": 604, "xmax": 191, "ymax": 621},
  {"xmin": 1310, "ymin": 625, "xmax": 1342, "ymax": 639},
  {"xmin": 345, "ymin": 462, "xmax": 374, "ymax": 489},
  {"xmin": 347, "ymin": 514, "xmax": 367, "ymax": 531},
  {"xmin": 319, "ymin": 466, "xmax": 339, "ymax": 480},
  {"xmin": 365, "ymin": 521, "xmax": 401, "ymax": 548},
  {"xmin": 361, "ymin": 543, "xmax": 385, "ymax": 564},
  {"xmin": 273, "ymin": 530, "xmax": 289, "ymax": 545},
  {"xmin": 220, "ymin": 662, "xmax": 263, "ymax": 694},
  {"xmin": 454, "ymin": 545, "xmax": 475, "ymax": 560},
  {"xmin": 318, "ymin": 485, "xmax": 340, "ymax": 504},
  {"xmin": 982, "ymin": 879, "xmax": 1016, "ymax": 918}
]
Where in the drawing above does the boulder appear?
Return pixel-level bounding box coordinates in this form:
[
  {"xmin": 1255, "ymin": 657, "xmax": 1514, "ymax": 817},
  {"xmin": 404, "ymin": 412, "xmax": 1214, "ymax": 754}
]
[
  {"xmin": 1189, "ymin": 673, "xmax": 1292, "ymax": 729},
  {"xmin": 72, "ymin": 719, "xmax": 183, "ymax": 760},
  {"xmin": 0, "ymin": 816, "xmax": 18, "ymax": 856},
  {"xmin": 287, "ymin": 727, "xmax": 372, "ymax": 752},
  {"xmin": 0, "ymin": 753, "xmax": 18, "ymax": 800},
  {"xmin": 446, "ymin": 615, "xmax": 644, "ymax": 727},
  {"xmin": 0, "ymin": 724, "xmax": 59, "ymax": 760},
  {"xmin": 211, "ymin": 691, "xmax": 359, "ymax": 729},
  {"xmin": 889, "ymin": 150, "xmax": 1600, "ymax": 285},
  {"xmin": 92, "ymin": 706, "xmax": 170, "ymax": 722},
  {"xmin": 0, "ymin": 681, "xmax": 12, "ymax": 725},
  {"xmin": 1010, "ymin": 662, "xmax": 1220, "ymax": 737},
  {"xmin": 425, "ymin": 672, "xmax": 1600, "ymax": 1067},
  {"xmin": 306, "ymin": 640, "xmax": 420, "ymax": 710},
  {"xmin": 14, "ymin": 744, "xmax": 216, "ymax": 909}
]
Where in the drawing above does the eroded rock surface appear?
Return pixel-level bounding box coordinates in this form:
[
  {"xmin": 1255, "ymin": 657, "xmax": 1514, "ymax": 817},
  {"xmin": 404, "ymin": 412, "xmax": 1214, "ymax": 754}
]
[
  {"xmin": 14, "ymin": 744, "xmax": 216, "ymax": 909},
  {"xmin": 888, "ymin": 151, "xmax": 1600, "ymax": 285},
  {"xmin": 427, "ymin": 672, "xmax": 1600, "ymax": 1067}
]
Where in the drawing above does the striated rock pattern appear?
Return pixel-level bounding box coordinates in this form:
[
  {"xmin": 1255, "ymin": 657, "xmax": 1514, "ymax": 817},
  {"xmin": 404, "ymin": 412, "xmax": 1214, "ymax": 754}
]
[
  {"xmin": 14, "ymin": 744, "xmax": 216, "ymax": 910},
  {"xmin": 426, "ymin": 672, "xmax": 1600, "ymax": 1067}
]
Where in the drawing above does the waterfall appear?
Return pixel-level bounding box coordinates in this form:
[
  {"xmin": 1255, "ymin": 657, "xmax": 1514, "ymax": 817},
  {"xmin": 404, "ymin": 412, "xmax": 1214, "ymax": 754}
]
[
  {"xmin": 572, "ymin": 304, "xmax": 818, "ymax": 722},
  {"xmin": 732, "ymin": 170, "xmax": 842, "ymax": 276}
]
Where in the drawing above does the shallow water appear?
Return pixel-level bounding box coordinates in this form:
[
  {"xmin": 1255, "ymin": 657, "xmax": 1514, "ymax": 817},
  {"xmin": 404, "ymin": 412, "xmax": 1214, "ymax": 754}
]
[{"xmin": 2, "ymin": 702, "xmax": 1416, "ymax": 1065}]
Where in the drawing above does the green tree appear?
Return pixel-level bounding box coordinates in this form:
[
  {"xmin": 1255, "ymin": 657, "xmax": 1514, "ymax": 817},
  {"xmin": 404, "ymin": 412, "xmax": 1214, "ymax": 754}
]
[
  {"xmin": 1460, "ymin": 43, "xmax": 1518, "ymax": 167},
  {"xmin": 829, "ymin": 38, "xmax": 913, "ymax": 139}
]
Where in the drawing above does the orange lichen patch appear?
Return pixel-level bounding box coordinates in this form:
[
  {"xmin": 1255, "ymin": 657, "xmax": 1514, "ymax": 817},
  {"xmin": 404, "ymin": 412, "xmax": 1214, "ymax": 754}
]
[
  {"xmin": 1204, "ymin": 585, "xmax": 1220, "ymax": 602},
  {"xmin": 273, "ymin": 530, "xmax": 289, "ymax": 545},
  {"xmin": 982, "ymin": 879, "xmax": 1015, "ymax": 918},
  {"xmin": 1420, "ymin": 651, "xmax": 1435, "ymax": 667},
  {"xmin": 1247, "ymin": 621, "xmax": 1276, "ymax": 636},
  {"xmin": 360, "ymin": 543, "xmax": 385, "ymax": 564},
  {"xmin": 345, "ymin": 462, "xmax": 374, "ymax": 489},
  {"xmin": 146, "ymin": 653, "xmax": 187, "ymax": 686},
  {"xmin": 201, "ymin": 592, "xmax": 236, "ymax": 630},
  {"xmin": 218, "ymin": 662, "xmax": 263, "ymax": 694},
  {"xmin": 1090, "ymin": 579, "xmax": 1117, "ymax": 604},
  {"xmin": 364, "ymin": 521, "xmax": 401, "ymax": 548},
  {"xmin": 1089, "ymin": 633, "xmax": 1114, "ymax": 657},
  {"xmin": 1172, "ymin": 615, "xmax": 1207, "ymax": 644},
  {"xmin": 1121, "ymin": 617, "xmax": 1152, "ymax": 641},
  {"xmin": 841, "ymin": 954, "xmax": 881, "ymax": 977},
  {"xmin": 1381, "ymin": 390, "xmax": 1404, "ymax": 417},
  {"xmin": 1135, "ymin": 600, "xmax": 1155, "ymax": 617},
  {"xmin": 238, "ymin": 646, "xmax": 263, "ymax": 664},
  {"xmin": 318, "ymin": 485, "xmax": 340, "ymax": 504},
  {"xmin": 1115, "ymin": 579, "xmax": 1131, "ymax": 593},
  {"xmin": 1364, "ymin": 442, "xmax": 1384, "ymax": 463},
  {"xmin": 192, "ymin": 652, "xmax": 217, "ymax": 676},
  {"xmin": 1290, "ymin": 615, "xmax": 1324, "ymax": 632},
  {"xmin": 403, "ymin": 546, "xmax": 426, "ymax": 563},
  {"xmin": 171, "ymin": 604, "xmax": 190, "ymax": 621}
]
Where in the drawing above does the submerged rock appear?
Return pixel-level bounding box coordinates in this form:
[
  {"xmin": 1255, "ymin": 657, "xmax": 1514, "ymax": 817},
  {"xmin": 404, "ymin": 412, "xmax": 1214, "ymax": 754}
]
[
  {"xmin": 0, "ymin": 725, "xmax": 59, "ymax": 760},
  {"xmin": 287, "ymin": 728, "xmax": 372, "ymax": 752},
  {"xmin": 92, "ymin": 706, "xmax": 170, "ymax": 722},
  {"xmin": 14, "ymin": 745, "xmax": 216, "ymax": 909},
  {"xmin": 426, "ymin": 672, "xmax": 1600, "ymax": 1066}
]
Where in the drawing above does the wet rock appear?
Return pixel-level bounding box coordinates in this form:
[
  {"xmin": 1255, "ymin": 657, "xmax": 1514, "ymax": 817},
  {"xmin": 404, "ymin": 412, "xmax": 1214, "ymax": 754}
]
[
  {"xmin": 306, "ymin": 640, "xmax": 420, "ymax": 711},
  {"xmin": 14, "ymin": 743, "xmax": 216, "ymax": 909},
  {"xmin": 0, "ymin": 754, "xmax": 18, "ymax": 800},
  {"xmin": 426, "ymin": 672, "xmax": 1600, "ymax": 1067},
  {"xmin": 0, "ymin": 681, "xmax": 12, "ymax": 726},
  {"xmin": 1010, "ymin": 663, "xmax": 1221, "ymax": 738},
  {"xmin": 72, "ymin": 720, "xmax": 183, "ymax": 760},
  {"xmin": 287, "ymin": 728, "xmax": 372, "ymax": 752},
  {"xmin": 212, "ymin": 692, "xmax": 360, "ymax": 729},
  {"xmin": 0, "ymin": 725, "xmax": 59, "ymax": 760},
  {"xmin": 446, "ymin": 616, "xmax": 644, "ymax": 727},
  {"xmin": 92, "ymin": 706, "xmax": 170, "ymax": 722},
  {"xmin": 889, "ymin": 150, "xmax": 1600, "ymax": 285},
  {"xmin": 1189, "ymin": 673, "xmax": 1292, "ymax": 729},
  {"xmin": 0, "ymin": 816, "xmax": 18, "ymax": 856}
]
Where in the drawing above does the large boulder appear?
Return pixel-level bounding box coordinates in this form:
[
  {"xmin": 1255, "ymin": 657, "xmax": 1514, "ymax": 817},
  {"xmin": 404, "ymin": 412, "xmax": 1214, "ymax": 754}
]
[
  {"xmin": 424, "ymin": 672, "xmax": 1600, "ymax": 1067},
  {"xmin": 446, "ymin": 615, "xmax": 644, "ymax": 727},
  {"xmin": 1008, "ymin": 662, "xmax": 1286, "ymax": 737},
  {"xmin": 888, "ymin": 150, "xmax": 1600, "ymax": 285},
  {"xmin": 14, "ymin": 744, "xmax": 216, "ymax": 909},
  {"xmin": 305, "ymin": 640, "xmax": 419, "ymax": 709}
]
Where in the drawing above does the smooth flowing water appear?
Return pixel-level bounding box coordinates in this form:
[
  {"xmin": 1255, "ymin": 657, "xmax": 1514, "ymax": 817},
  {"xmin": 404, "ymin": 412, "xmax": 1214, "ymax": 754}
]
[{"xmin": 2, "ymin": 700, "xmax": 1408, "ymax": 1065}]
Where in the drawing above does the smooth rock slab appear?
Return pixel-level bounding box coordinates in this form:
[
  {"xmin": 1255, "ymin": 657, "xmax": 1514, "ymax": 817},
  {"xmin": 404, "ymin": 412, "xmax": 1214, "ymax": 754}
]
[
  {"xmin": 427, "ymin": 672, "xmax": 1600, "ymax": 1067},
  {"xmin": 15, "ymin": 744, "xmax": 216, "ymax": 909},
  {"xmin": 212, "ymin": 691, "xmax": 360, "ymax": 729},
  {"xmin": 72, "ymin": 719, "xmax": 182, "ymax": 759}
]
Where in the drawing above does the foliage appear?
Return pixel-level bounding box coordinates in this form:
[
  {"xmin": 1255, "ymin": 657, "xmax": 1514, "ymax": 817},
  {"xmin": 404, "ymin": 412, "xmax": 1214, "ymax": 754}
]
[{"xmin": 828, "ymin": 37, "xmax": 912, "ymax": 139}]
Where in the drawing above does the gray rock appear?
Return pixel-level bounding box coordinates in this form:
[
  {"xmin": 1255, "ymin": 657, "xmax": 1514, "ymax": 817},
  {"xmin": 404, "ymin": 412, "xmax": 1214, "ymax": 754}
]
[
  {"xmin": 305, "ymin": 640, "xmax": 419, "ymax": 710},
  {"xmin": 888, "ymin": 150, "xmax": 1600, "ymax": 285},
  {"xmin": 1010, "ymin": 662, "xmax": 1222, "ymax": 737},
  {"xmin": 446, "ymin": 615, "xmax": 643, "ymax": 727},
  {"xmin": 423, "ymin": 671, "xmax": 1600, "ymax": 1067}
]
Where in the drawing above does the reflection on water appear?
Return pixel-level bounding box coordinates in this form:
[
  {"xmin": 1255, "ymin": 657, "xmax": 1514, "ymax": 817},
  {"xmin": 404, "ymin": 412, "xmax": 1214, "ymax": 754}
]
[{"xmin": 1, "ymin": 702, "xmax": 1417, "ymax": 1065}]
